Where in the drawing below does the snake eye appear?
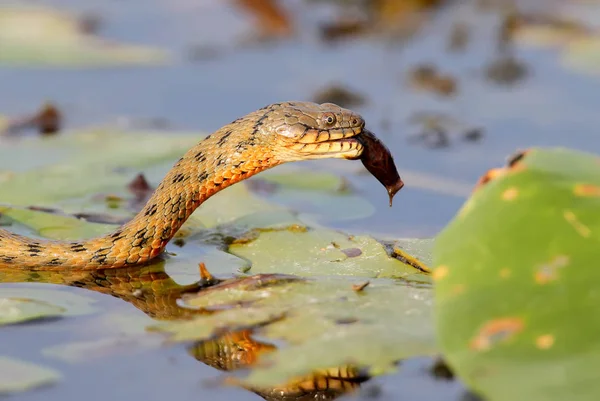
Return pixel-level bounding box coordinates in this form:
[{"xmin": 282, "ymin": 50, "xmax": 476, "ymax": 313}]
[{"xmin": 322, "ymin": 113, "xmax": 336, "ymax": 126}]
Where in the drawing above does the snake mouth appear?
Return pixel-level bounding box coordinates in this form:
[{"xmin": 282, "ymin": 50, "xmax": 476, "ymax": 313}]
[
  {"xmin": 286, "ymin": 128, "xmax": 365, "ymax": 159},
  {"xmin": 287, "ymin": 137, "xmax": 364, "ymax": 159}
]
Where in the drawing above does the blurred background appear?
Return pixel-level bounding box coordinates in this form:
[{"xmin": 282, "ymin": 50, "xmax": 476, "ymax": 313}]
[
  {"xmin": 2, "ymin": 1, "xmax": 600, "ymax": 401},
  {"xmin": 3, "ymin": 0, "xmax": 600, "ymax": 239}
]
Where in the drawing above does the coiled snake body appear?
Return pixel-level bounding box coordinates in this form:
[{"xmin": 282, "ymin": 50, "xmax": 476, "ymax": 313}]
[{"xmin": 0, "ymin": 102, "xmax": 402, "ymax": 271}]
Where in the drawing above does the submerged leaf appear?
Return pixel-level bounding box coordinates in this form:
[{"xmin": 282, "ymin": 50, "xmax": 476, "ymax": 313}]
[
  {"xmin": 43, "ymin": 335, "xmax": 161, "ymax": 364},
  {"xmin": 0, "ymin": 356, "xmax": 60, "ymax": 393},
  {"xmin": 0, "ymin": 297, "xmax": 64, "ymax": 325}
]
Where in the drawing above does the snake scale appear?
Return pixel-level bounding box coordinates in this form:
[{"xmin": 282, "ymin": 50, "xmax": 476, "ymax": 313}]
[{"xmin": 0, "ymin": 101, "xmax": 403, "ymax": 271}]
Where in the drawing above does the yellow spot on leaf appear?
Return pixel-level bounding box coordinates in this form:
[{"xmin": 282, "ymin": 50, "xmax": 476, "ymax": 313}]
[
  {"xmin": 470, "ymin": 317, "xmax": 524, "ymax": 352},
  {"xmin": 451, "ymin": 284, "xmax": 465, "ymax": 295},
  {"xmin": 499, "ymin": 268, "xmax": 512, "ymax": 279},
  {"xmin": 502, "ymin": 187, "xmax": 519, "ymax": 201},
  {"xmin": 536, "ymin": 334, "xmax": 555, "ymax": 350},
  {"xmin": 433, "ymin": 265, "xmax": 449, "ymax": 281},
  {"xmin": 564, "ymin": 210, "xmax": 591, "ymax": 238},
  {"xmin": 574, "ymin": 184, "xmax": 600, "ymax": 198},
  {"xmin": 535, "ymin": 255, "xmax": 570, "ymax": 284}
]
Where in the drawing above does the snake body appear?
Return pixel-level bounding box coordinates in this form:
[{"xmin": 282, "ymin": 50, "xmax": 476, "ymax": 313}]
[{"xmin": 0, "ymin": 102, "xmax": 371, "ymax": 271}]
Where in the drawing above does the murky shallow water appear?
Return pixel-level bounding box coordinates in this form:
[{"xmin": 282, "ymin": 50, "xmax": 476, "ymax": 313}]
[{"xmin": 2, "ymin": 0, "xmax": 600, "ymax": 400}]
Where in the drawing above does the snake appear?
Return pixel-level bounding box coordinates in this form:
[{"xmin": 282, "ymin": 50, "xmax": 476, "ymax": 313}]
[{"xmin": 0, "ymin": 101, "xmax": 403, "ymax": 271}]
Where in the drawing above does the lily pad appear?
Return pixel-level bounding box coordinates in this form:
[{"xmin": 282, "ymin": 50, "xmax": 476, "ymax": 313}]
[
  {"xmin": 43, "ymin": 335, "xmax": 162, "ymax": 364},
  {"xmin": 228, "ymin": 226, "xmax": 429, "ymax": 279},
  {"xmin": 150, "ymin": 276, "xmax": 436, "ymax": 387},
  {"xmin": 0, "ymin": 356, "xmax": 60, "ymax": 393},
  {"xmin": 0, "ymin": 129, "xmax": 201, "ymax": 208},
  {"xmin": 0, "ymin": 5, "xmax": 169, "ymax": 67},
  {"xmin": 0, "ymin": 297, "xmax": 64, "ymax": 326},
  {"xmin": 0, "ymin": 205, "xmax": 113, "ymax": 240},
  {"xmin": 433, "ymin": 148, "xmax": 600, "ymax": 401}
]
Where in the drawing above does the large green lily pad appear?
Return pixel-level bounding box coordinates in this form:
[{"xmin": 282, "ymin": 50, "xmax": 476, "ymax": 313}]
[
  {"xmin": 433, "ymin": 148, "xmax": 600, "ymax": 401},
  {"xmin": 151, "ymin": 276, "xmax": 436, "ymax": 387},
  {"xmin": 0, "ymin": 5, "xmax": 169, "ymax": 67}
]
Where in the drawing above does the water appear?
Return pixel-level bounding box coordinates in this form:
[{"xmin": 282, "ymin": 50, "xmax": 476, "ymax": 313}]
[{"xmin": 1, "ymin": 0, "xmax": 600, "ymax": 399}]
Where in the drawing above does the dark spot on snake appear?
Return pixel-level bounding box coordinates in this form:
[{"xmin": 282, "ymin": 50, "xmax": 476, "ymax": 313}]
[
  {"xmin": 198, "ymin": 171, "xmax": 209, "ymax": 182},
  {"xmin": 70, "ymin": 243, "xmax": 87, "ymax": 252},
  {"xmin": 298, "ymin": 126, "xmax": 309, "ymax": 140},
  {"xmin": 204, "ymin": 134, "xmax": 211, "ymax": 140},
  {"xmin": 110, "ymin": 230, "xmax": 123, "ymax": 239},
  {"xmin": 161, "ymin": 227, "xmax": 171, "ymax": 240},
  {"xmin": 70, "ymin": 280, "xmax": 87, "ymax": 288},
  {"xmin": 217, "ymin": 130, "xmax": 232, "ymax": 146},
  {"xmin": 144, "ymin": 204, "xmax": 158, "ymax": 217},
  {"xmin": 90, "ymin": 247, "xmax": 110, "ymax": 263},
  {"xmin": 27, "ymin": 244, "xmax": 42, "ymax": 254},
  {"xmin": 195, "ymin": 151, "xmax": 206, "ymax": 162},
  {"xmin": 172, "ymin": 173, "xmax": 186, "ymax": 184},
  {"xmin": 90, "ymin": 254, "xmax": 108, "ymax": 263},
  {"xmin": 48, "ymin": 258, "xmax": 63, "ymax": 265},
  {"xmin": 235, "ymin": 140, "xmax": 250, "ymax": 152},
  {"xmin": 134, "ymin": 228, "xmax": 147, "ymax": 239},
  {"xmin": 1, "ymin": 256, "xmax": 15, "ymax": 263}
]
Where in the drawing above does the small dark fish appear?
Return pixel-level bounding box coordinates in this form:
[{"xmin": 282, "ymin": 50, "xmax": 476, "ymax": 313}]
[{"xmin": 358, "ymin": 129, "xmax": 404, "ymax": 207}]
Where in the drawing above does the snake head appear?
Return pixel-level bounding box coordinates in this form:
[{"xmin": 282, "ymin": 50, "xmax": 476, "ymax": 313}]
[
  {"xmin": 257, "ymin": 101, "xmax": 404, "ymax": 206},
  {"xmin": 265, "ymin": 102, "xmax": 366, "ymax": 161}
]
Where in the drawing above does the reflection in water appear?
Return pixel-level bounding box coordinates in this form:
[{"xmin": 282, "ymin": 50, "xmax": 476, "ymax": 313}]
[
  {"xmin": 0, "ymin": 263, "xmax": 368, "ymax": 400},
  {"xmin": 191, "ymin": 330, "xmax": 368, "ymax": 401}
]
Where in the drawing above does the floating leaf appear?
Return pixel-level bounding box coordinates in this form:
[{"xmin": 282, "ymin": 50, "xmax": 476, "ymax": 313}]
[
  {"xmin": 43, "ymin": 335, "xmax": 161, "ymax": 364},
  {"xmin": 433, "ymin": 148, "xmax": 600, "ymax": 401},
  {"xmin": 151, "ymin": 276, "xmax": 435, "ymax": 387},
  {"xmin": 0, "ymin": 129, "xmax": 201, "ymax": 208},
  {"xmin": 0, "ymin": 206, "xmax": 113, "ymax": 240},
  {"xmin": 0, "ymin": 286, "xmax": 98, "ymax": 316},
  {"xmin": 0, "ymin": 356, "xmax": 60, "ymax": 393},
  {"xmin": 228, "ymin": 226, "xmax": 429, "ymax": 279},
  {"xmin": 0, "ymin": 297, "xmax": 64, "ymax": 326}
]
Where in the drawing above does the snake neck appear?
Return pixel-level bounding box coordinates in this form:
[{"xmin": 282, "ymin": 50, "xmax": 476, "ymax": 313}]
[
  {"xmin": 0, "ymin": 128, "xmax": 280, "ymax": 270},
  {"xmin": 95, "ymin": 129, "xmax": 280, "ymax": 268}
]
